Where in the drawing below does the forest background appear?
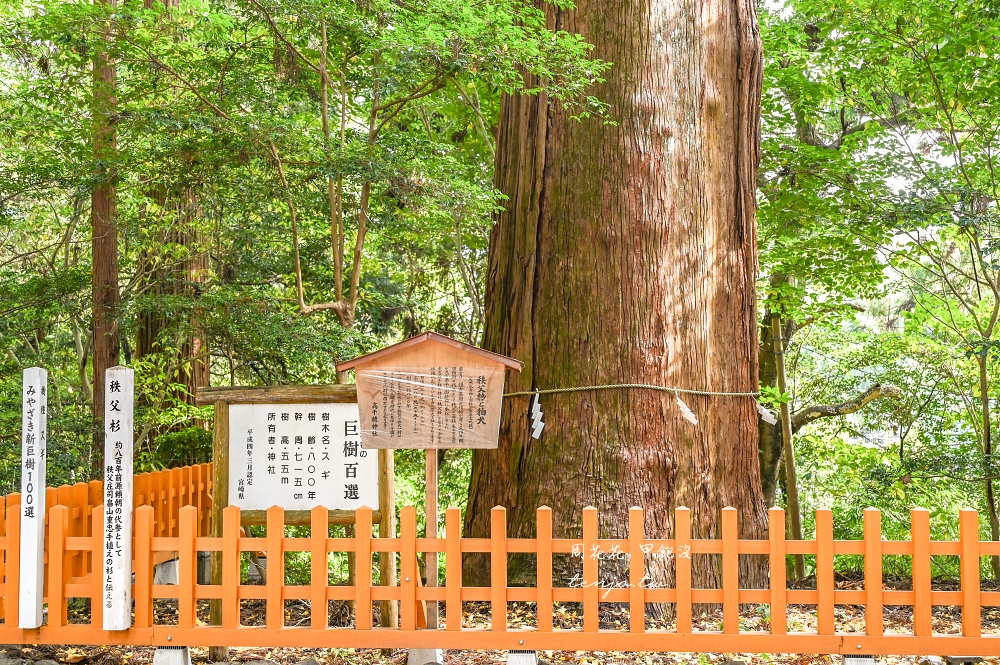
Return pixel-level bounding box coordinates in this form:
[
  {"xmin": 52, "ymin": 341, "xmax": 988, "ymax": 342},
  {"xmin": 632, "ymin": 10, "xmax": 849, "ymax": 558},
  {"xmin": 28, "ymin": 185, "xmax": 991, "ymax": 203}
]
[{"xmin": 1, "ymin": 0, "xmax": 999, "ymax": 581}]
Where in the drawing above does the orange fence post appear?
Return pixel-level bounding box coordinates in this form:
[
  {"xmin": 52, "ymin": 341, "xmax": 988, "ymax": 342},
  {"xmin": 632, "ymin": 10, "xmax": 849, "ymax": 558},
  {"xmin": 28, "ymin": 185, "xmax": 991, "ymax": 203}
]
[
  {"xmin": 47, "ymin": 505, "xmax": 68, "ymax": 628},
  {"xmin": 582, "ymin": 506, "xmax": 599, "ymax": 633},
  {"xmin": 266, "ymin": 506, "xmax": 286, "ymax": 630},
  {"xmin": 537, "ymin": 506, "xmax": 553, "ymax": 633},
  {"xmin": 311, "ymin": 506, "xmax": 329, "ymax": 631},
  {"xmin": 199, "ymin": 464, "xmax": 212, "ymax": 536},
  {"xmin": 5, "ymin": 500, "xmax": 21, "ymax": 627},
  {"xmin": 205, "ymin": 463, "xmax": 215, "ymax": 536},
  {"xmin": 0, "ymin": 498, "xmax": 7, "ymax": 623},
  {"xmin": 74, "ymin": 482, "xmax": 90, "ymax": 578},
  {"xmin": 0, "ymin": 496, "xmax": 8, "ymax": 622},
  {"xmin": 89, "ymin": 480, "xmax": 102, "ymax": 511},
  {"xmin": 400, "ymin": 506, "xmax": 417, "ymax": 631},
  {"xmin": 134, "ymin": 505, "xmax": 154, "ymax": 629},
  {"xmin": 181, "ymin": 466, "xmax": 191, "ymax": 513},
  {"xmin": 445, "ymin": 507, "xmax": 462, "ymax": 631},
  {"xmin": 151, "ymin": 472, "xmax": 161, "ymax": 536},
  {"xmin": 960, "ymin": 508, "xmax": 981, "ymax": 638},
  {"xmin": 911, "ymin": 508, "xmax": 931, "ymax": 637},
  {"xmin": 221, "ymin": 505, "xmax": 241, "ymax": 629},
  {"xmin": 58, "ymin": 485, "xmax": 76, "ymax": 580},
  {"xmin": 91, "ymin": 505, "xmax": 104, "ymax": 629},
  {"xmin": 816, "ymin": 508, "xmax": 834, "ymax": 635},
  {"xmin": 491, "ymin": 506, "xmax": 508, "ymax": 632},
  {"xmin": 628, "ymin": 507, "xmax": 645, "ymax": 633},
  {"xmin": 135, "ymin": 472, "xmax": 147, "ymax": 506},
  {"xmin": 675, "ymin": 506, "xmax": 692, "ymax": 634},
  {"xmin": 864, "ymin": 508, "xmax": 883, "ymax": 637},
  {"xmin": 166, "ymin": 469, "xmax": 176, "ymax": 533},
  {"xmin": 722, "ymin": 507, "xmax": 738, "ymax": 635},
  {"xmin": 41, "ymin": 486, "xmax": 57, "ymax": 598},
  {"xmin": 768, "ymin": 507, "xmax": 786, "ymax": 636},
  {"xmin": 88, "ymin": 481, "xmax": 101, "ymax": 577},
  {"xmin": 171, "ymin": 468, "xmax": 183, "ymax": 532},
  {"xmin": 179, "ymin": 505, "xmax": 198, "ymax": 629},
  {"xmin": 355, "ymin": 506, "xmax": 373, "ymax": 631}
]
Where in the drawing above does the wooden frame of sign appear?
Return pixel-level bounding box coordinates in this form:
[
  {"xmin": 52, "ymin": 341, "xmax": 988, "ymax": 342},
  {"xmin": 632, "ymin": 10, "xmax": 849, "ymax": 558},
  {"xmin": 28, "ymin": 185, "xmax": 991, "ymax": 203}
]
[{"xmin": 195, "ymin": 384, "xmax": 398, "ymax": 658}]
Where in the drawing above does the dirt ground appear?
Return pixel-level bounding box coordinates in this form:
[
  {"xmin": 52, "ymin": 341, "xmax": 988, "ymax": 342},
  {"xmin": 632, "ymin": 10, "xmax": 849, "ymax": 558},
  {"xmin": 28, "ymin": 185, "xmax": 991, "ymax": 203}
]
[{"xmin": 14, "ymin": 598, "xmax": 1000, "ymax": 665}]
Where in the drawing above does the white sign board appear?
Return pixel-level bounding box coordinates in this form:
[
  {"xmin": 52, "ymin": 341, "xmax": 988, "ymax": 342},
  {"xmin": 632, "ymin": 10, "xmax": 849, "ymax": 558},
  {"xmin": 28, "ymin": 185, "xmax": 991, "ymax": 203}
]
[
  {"xmin": 103, "ymin": 366, "xmax": 134, "ymax": 631},
  {"xmin": 228, "ymin": 403, "xmax": 378, "ymax": 511},
  {"xmin": 19, "ymin": 367, "xmax": 47, "ymax": 629}
]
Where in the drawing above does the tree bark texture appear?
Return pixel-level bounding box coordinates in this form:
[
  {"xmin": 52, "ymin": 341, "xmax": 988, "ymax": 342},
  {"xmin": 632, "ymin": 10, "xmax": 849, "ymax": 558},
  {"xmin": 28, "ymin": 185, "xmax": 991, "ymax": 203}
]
[
  {"xmin": 464, "ymin": 0, "xmax": 768, "ymax": 591},
  {"xmin": 91, "ymin": 0, "xmax": 120, "ymax": 480},
  {"xmin": 136, "ymin": 186, "xmax": 211, "ymax": 411}
]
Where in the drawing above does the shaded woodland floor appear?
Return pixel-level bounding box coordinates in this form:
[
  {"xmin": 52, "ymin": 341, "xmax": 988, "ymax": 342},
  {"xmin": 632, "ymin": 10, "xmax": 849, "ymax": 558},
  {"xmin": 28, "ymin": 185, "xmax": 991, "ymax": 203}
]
[
  {"xmin": 55, "ymin": 576, "xmax": 1000, "ymax": 634},
  {"xmin": 6, "ymin": 635, "xmax": 1000, "ymax": 665},
  {"xmin": 13, "ymin": 577, "xmax": 1000, "ymax": 665}
]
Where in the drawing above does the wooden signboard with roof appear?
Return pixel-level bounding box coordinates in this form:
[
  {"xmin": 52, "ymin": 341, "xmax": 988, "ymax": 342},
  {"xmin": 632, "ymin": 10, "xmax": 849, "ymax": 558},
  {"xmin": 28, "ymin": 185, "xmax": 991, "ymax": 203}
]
[
  {"xmin": 337, "ymin": 332, "xmax": 522, "ymax": 633},
  {"xmin": 336, "ymin": 331, "xmax": 523, "ymax": 450}
]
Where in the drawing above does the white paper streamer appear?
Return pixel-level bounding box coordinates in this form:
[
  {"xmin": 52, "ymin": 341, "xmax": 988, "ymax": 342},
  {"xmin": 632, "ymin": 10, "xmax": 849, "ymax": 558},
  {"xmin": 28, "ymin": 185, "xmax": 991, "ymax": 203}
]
[
  {"xmin": 675, "ymin": 391, "xmax": 698, "ymax": 425},
  {"xmin": 757, "ymin": 402, "xmax": 779, "ymax": 426},
  {"xmin": 530, "ymin": 393, "xmax": 545, "ymax": 439}
]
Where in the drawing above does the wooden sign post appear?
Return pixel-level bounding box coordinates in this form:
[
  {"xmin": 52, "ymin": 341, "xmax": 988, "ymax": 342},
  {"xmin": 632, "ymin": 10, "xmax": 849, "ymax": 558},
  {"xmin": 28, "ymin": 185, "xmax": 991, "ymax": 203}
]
[
  {"xmin": 103, "ymin": 366, "xmax": 134, "ymax": 631},
  {"xmin": 19, "ymin": 367, "xmax": 47, "ymax": 629},
  {"xmin": 196, "ymin": 385, "xmax": 396, "ymax": 661},
  {"xmin": 337, "ymin": 332, "xmax": 523, "ymax": 631}
]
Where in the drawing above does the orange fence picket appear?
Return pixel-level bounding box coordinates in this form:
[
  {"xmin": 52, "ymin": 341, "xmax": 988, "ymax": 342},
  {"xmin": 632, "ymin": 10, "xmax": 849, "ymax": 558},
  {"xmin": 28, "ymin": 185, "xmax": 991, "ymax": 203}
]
[
  {"xmin": 4, "ymin": 467, "xmax": 1000, "ymax": 656},
  {"xmin": 0, "ymin": 464, "xmax": 212, "ymax": 622}
]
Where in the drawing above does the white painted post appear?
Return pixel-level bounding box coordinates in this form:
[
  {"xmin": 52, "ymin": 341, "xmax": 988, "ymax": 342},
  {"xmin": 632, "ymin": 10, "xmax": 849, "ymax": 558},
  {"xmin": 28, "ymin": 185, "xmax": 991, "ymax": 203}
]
[
  {"xmin": 19, "ymin": 367, "xmax": 47, "ymax": 629},
  {"xmin": 103, "ymin": 366, "xmax": 134, "ymax": 631}
]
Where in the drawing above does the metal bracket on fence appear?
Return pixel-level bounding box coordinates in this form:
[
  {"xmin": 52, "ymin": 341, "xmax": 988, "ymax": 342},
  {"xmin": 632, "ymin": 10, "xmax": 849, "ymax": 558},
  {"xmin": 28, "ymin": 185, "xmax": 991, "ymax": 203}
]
[
  {"xmin": 407, "ymin": 649, "xmax": 444, "ymax": 665},
  {"xmin": 507, "ymin": 651, "xmax": 538, "ymax": 665},
  {"xmin": 844, "ymin": 655, "xmax": 876, "ymax": 665},
  {"xmin": 152, "ymin": 647, "xmax": 191, "ymax": 665}
]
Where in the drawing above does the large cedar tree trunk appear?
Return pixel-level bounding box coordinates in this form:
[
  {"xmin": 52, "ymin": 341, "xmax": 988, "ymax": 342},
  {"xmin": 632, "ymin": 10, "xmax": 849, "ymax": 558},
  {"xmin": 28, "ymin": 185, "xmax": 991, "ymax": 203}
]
[
  {"xmin": 464, "ymin": 0, "xmax": 768, "ymax": 590},
  {"xmin": 91, "ymin": 0, "xmax": 120, "ymax": 480}
]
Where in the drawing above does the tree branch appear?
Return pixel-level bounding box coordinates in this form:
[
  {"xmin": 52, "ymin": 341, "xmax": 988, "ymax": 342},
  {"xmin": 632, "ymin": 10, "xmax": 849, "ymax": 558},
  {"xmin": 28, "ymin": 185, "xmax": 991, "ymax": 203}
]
[{"xmin": 791, "ymin": 383, "xmax": 904, "ymax": 432}]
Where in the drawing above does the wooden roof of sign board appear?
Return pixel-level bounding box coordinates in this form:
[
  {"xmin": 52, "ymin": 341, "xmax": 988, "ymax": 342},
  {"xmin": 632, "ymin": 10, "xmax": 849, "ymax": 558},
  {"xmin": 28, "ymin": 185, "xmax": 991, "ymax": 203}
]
[{"xmin": 336, "ymin": 331, "xmax": 524, "ymax": 372}]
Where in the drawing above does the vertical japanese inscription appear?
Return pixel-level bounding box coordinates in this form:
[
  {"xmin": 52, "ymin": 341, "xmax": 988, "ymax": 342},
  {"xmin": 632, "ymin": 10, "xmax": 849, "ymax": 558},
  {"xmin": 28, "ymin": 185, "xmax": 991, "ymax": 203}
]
[
  {"xmin": 19, "ymin": 366, "xmax": 47, "ymax": 629},
  {"xmin": 103, "ymin": 366, "xmax": 134, "ymax": 631}
]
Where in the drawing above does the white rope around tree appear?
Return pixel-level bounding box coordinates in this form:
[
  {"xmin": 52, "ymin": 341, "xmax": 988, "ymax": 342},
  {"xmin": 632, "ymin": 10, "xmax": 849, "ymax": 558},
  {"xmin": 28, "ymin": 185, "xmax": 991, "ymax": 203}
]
[{"xmin": 503, "ymin": 382, "xmax": 760, "ymax": 398}]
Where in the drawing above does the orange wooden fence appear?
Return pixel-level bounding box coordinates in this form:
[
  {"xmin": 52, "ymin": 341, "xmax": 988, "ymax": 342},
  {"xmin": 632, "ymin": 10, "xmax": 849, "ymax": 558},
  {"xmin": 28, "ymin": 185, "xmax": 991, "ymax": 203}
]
[
  {"xmin": 0, "ymin": 464, "xmax": 212, "ymax": 621},
  {"xmin": 2, "ymin": 501, "xmax": 1000, "ymax": 655}
]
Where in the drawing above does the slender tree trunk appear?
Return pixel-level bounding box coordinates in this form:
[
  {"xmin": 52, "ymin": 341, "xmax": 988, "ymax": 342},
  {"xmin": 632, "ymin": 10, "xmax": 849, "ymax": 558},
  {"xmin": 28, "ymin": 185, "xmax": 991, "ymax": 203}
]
[
  {"xmin": 771, "ymin": 313, "xmax": 804, "ymax": 579},
  {"xmin": 91, "ymin": 0, "xmax": 120, "ymax": 480},
  {"xmin": 758, "ymin": 317, "xmax": 784, "ymax": 506},
  {"xmin": 758, "ymin": 274, "xmax": 795, "ymax": 506},
  {"xmin": 978, "ymin": 355, "xmax": 1000, "ymax": 577},
  {"xmin": 464, "ymin": 0, "xmax": 767, "ymax": 592}
]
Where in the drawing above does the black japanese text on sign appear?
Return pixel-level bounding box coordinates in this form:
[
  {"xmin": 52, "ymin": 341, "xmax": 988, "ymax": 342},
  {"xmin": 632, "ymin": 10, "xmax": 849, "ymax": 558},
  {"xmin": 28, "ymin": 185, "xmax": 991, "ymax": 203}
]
[{"xmin": 228, "ymin": 403, "xmax": 379, "ymax": 510}]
